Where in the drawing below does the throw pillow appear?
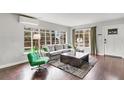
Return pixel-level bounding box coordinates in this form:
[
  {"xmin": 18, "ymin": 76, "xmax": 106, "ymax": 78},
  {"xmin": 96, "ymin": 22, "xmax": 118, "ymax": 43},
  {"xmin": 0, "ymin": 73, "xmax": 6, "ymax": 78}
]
[
  {"xmin": 68, "ymin": 45, "xmax": 72, "ymax": 48},
  {"xmin": 43, "ymin": 47, "xmax": 48, "ymax": 52}
]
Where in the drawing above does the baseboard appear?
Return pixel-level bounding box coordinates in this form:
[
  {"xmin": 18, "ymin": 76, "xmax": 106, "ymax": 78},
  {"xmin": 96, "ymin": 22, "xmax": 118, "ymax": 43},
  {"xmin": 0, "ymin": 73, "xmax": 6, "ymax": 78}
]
[
  {"xmin": 104, "ymin": 55, "xmax": 122, "ymax": 58},
  {"xmin": 97, "ymin": 53, "xmax": 123, "ymax": 59},
  {"xmin": 97, "ymin": 53, "xmax": 104, "ymax": 56},
  {"xmin": 0, "ymin": 60, "xmax": 28, "ymax": 69}
]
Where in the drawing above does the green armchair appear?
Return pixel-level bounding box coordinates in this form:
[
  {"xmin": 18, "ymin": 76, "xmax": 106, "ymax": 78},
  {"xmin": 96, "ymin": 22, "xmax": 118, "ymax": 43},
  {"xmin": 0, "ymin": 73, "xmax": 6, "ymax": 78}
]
[{"xmin": 27, "ymin": 52, "xmax": 49, "ymax": 70}]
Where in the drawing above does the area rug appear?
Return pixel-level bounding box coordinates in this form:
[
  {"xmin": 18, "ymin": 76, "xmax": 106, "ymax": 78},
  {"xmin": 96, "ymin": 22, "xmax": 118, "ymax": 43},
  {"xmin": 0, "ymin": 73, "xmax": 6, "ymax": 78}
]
[{"xmin": 49, "ymin": 56, "xmax": 97, "ymax": 79}]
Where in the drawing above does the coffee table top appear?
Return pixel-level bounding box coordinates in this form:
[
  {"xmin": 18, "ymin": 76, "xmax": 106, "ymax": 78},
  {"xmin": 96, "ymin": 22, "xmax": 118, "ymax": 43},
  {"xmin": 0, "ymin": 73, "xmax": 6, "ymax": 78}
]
[{"xmin": 61, "ymin": 51, "xmax": 89, "ymax": 59}]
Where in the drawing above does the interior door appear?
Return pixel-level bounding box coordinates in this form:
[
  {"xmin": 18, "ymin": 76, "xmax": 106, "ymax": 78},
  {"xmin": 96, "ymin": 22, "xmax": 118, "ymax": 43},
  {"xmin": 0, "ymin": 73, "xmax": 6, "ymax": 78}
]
[{"xmin": 103, "ymin": 24, "xmax": 123, "ymax": 57}]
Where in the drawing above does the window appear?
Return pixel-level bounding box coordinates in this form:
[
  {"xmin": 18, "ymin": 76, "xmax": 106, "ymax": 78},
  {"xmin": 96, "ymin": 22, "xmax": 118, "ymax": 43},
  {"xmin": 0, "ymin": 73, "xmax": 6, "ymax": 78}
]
[
  {"xmin": 51, "ymin": 30, "xmax": 55, "ymax": 44},
  {"xmin": 39, "ymin": 29, "xmax": 67, "ymax": 46},
  {"xmin": 24, "ymin": 26, "xmax": 67, "ymax": 52},
  {"xmin": 24, "ymin": 31, "xmax": 31, "ymax": 52},
  {"xmin": 40, "ymin": 29, "xmax": 45, "ymax": 46},
  {"xmin": 32, "ymin": 31, "xmax": 39, "ymax": 49},
  {"xmin": 63, "ymin": 32, "xmax": 66, "ymax": 44},
  {"xmin": 74, "ymin": 28, "xmax": 90, "ymax": 48},
  {"xmin": 24, "ymin": 27, "xmax": 39, "ymax": 52},
  {"xmin": 60, "ymin": 32, "xmax": 66, "ymax": 44},
  {"xmin": 55, "ymin": 31, "xmax": 60, "ymax": 44},
  {"xmin": 84, "ymin": 30, "xmax": 90, "ymax": 47},
  {"xmin": 46, "ymin": 30, "xmax": 51, "ymax": 44}
]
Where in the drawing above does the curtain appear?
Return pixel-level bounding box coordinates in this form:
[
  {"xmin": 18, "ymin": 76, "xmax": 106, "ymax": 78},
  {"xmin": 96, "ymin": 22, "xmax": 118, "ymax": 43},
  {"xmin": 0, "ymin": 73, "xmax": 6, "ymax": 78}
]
[
  {"xmin": 90, "ymin": 27, "xmax": 97, "ymax": 55},
  {"xmin": 72, "ymin": 29, "xmax": 75, "ymax": 48}
]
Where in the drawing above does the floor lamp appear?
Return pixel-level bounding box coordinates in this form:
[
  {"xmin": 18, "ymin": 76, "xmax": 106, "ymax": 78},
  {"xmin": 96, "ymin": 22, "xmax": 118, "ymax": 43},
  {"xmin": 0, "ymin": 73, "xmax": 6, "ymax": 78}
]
[{"xmin": 33, "ymin": 33, "xmax": 41, "ymax": 53}]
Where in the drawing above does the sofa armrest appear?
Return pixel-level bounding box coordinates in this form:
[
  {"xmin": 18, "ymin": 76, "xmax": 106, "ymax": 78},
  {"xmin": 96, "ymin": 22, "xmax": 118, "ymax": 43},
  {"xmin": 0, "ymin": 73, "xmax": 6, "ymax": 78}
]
[{"xmin": 40, "ymin": 50, "xmax": 50, "ymax": 57}]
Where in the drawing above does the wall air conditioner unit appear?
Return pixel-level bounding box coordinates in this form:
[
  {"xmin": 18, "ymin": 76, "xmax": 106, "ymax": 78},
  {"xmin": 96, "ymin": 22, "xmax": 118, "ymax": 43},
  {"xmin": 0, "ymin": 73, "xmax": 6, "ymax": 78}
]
[{"xmin": 19, "ymin": 16, "xmax": 39, "ymax": 26}]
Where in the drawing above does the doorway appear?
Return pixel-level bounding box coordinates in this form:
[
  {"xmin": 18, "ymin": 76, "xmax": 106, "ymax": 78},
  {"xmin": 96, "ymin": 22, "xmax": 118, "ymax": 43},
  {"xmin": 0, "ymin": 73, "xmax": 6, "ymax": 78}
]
[{"xmin": 103, "ymin": 24, "xmax": 124, "ymax": 58}]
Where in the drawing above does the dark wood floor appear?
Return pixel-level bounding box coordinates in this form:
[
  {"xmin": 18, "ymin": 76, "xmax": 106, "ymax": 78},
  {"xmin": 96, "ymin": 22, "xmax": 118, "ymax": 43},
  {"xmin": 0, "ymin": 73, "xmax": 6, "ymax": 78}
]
[{"xmin": 0, "ymin": 55, "xmax": 124, "ymax": 80}]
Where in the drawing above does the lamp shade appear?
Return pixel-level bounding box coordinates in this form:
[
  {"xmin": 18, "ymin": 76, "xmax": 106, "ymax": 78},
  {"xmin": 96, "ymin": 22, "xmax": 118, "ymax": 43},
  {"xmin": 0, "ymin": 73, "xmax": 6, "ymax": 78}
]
[
  {"xmin": 77, "ymin": 38, "xmax": 80, "ymax": 42},
  {"xmin": 80, "ymin": 38, "xmax": 83, "ymax": 42},
  {"xmin": 33, "ymin": 34, "xmax": 41, "ymax": 39}
]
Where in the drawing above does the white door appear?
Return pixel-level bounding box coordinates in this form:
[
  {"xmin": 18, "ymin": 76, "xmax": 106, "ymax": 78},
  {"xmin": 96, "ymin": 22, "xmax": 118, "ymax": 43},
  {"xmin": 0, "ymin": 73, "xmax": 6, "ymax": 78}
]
[{"xmin": 103, "ymin": 24, "xmax": 124, "ymax": 57}]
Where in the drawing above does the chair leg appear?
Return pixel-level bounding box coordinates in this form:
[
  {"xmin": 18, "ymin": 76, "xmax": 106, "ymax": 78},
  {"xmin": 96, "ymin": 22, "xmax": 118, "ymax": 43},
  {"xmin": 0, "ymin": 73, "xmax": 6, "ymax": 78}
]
[
  {"xmin": 38, "ymin": 65, "xmax": 47, "ymax": 70},
  {"xmin": 30, "ymin": 65, "xmax": 47, "ymax": 71}
]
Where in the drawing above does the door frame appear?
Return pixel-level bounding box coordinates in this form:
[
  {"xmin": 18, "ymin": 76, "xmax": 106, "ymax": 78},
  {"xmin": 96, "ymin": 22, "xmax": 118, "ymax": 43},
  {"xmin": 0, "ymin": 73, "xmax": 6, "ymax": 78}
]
[{"xmin": 102, "ymin": 24, "xmax": 124, "ymax": 58}]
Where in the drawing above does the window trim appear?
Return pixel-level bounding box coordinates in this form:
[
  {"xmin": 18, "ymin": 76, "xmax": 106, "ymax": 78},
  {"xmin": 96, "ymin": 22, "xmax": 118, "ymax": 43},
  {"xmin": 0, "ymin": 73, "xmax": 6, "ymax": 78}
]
[
  {"xmin": 24, "ymin": 27, "xmax": 67, "ymax": 53},
  {"xmin": 74, "ymin": 28, "xmax": 91, "ymax": 48}
]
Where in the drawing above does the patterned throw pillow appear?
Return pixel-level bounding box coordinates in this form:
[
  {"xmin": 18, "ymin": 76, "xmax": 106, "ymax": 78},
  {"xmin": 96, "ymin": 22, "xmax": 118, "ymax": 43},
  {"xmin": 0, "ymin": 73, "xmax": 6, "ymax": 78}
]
[
  {"xmin": 43, "ymin": 47, "xmax": 48, "ymax": 52},
  {"xmin": 55, "ymin": 45, "xmax": 63, "ymax": 50},
  {"xmin": 68, "ymin": 45, "xmax": 72, "ymax": 48}
]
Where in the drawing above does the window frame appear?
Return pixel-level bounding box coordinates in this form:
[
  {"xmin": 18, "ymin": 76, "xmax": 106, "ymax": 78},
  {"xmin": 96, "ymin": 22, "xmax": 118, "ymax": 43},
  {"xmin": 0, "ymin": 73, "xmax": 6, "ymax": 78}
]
[
  {"xmin": 24, "ymin": 27, "xmax": 67, "ymax": 53},
  {"xmin": 74, "ymin": 28, "xmax": 91, "ymax": 48}
]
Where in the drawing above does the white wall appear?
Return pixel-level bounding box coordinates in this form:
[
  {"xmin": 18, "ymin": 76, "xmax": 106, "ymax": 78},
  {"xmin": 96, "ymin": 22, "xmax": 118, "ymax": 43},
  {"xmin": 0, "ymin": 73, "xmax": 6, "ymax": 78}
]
[
  {"xmin": 0, "ymin": 13, "xmax": 70, "ymax": 67},
  {"xmin": 0, "ymin": 14, "xmax": 26, "ymax": 66},
  {"xmin": 71, "ymin": 18, "xmax": 124, "ymax": 56}
]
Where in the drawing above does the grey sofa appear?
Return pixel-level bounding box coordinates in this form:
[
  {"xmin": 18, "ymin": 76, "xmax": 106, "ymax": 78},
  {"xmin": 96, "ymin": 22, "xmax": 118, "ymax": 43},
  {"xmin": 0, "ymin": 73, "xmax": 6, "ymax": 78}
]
[{"xmin": 42, "ymin": 44, "xmax": 73, "ymax": 61}]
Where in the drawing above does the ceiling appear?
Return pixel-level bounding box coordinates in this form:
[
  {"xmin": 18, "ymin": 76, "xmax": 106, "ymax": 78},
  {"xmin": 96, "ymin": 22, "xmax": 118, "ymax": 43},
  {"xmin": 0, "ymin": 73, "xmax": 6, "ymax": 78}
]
[{"xmin": 23, "ymin": 13, "xmax": 124, "ymax": 27}]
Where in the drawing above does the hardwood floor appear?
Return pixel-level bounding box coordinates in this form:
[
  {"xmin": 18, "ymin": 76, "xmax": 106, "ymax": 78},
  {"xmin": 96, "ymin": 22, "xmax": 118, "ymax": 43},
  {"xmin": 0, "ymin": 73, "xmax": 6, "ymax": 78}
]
[
  {"xmin": 84, "ymin": 56, "xmax": 124, "ymax": 80},
  {"xmin": 0, "ymin": 63, "xmax": 80, "ymax": 80},
  {"xmin": 0, "ymin": 55, "xmax": 124, "ymax": 80}
]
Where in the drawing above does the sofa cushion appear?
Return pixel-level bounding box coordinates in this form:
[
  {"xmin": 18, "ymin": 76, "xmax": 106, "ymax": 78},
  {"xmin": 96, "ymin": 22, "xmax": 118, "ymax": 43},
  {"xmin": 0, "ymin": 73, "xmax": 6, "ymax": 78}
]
[
  {"xmin": 62, "ymin": 49, "xmax": 70, "ymax": 53},
  {"xmin": 55, "ymin": 44, "xmax": 63, "ymax": 50},
  {"xmin": 68, "ymin": 48, "xmax": 74, "ymax": 51},
  {"xmin": 42, "ymin": 47, "xmax": 48, "ymax": 52},
  {"xmin": 47, "ymin": 45, "xmax": 55, "ymax": 52},
  {"xmin": 50, "ymin": 50, "xmax": 62, "ymax": 56}
]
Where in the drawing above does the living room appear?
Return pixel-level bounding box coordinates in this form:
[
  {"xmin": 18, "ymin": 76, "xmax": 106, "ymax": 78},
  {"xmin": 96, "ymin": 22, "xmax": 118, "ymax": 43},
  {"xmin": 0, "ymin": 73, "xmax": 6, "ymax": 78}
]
[
  {"xmin": 1, "ymin": 0, "xmax": 124, "ymax": 93},
  {"xmin": 0, "ymin": 13, "xmax": 124, "ymax": 80}
]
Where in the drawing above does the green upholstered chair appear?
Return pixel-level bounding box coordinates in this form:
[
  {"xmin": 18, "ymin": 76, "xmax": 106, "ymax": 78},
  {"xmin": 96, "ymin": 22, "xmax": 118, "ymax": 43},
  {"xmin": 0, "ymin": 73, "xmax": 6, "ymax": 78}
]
[{"xmin": 27, "ymin": 52, "xmax": 49, "ymax": 70}]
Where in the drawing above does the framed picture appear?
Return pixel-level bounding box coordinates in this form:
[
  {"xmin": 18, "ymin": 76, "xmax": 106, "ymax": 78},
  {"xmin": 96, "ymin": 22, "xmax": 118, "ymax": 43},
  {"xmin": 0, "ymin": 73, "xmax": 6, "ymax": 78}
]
[{"xmin": 108, "ymin": 28, "xmax": 118, "ymax": 35}]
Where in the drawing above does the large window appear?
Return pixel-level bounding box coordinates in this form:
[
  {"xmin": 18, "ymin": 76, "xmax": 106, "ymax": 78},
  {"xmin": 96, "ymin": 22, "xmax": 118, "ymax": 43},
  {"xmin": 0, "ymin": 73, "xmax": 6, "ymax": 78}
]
[
  {"xmin": 24, "ymin": 27, "xmax": 39, "ymax": 52},
  {"xmin": 60, "ymin": 32, "xmax": 66, "ymax": 44},
  {"xmin": 51, "ymin": 30, "xmax": 55, "ymax": 44},
  {"xmin": 24, "ymin": 31, "xmax": 31, "ymax": 52},
  {"xmin": 24, "ymin": 26, "xmax": 67, "ymax": 52},
  {"xmin": 46, "ymin": 30, "xmax": 51, "ymax": 44},
  {"xmin": 74, "ymin": 28, "xmax": 90, "ymax": 49},
  {"xmin": 40, "ymin": 29, "xmax": 67, "ymax": 47},
  {"xmin": 40, "ymin": 29, "xmax": 45, "ymax": 45}
]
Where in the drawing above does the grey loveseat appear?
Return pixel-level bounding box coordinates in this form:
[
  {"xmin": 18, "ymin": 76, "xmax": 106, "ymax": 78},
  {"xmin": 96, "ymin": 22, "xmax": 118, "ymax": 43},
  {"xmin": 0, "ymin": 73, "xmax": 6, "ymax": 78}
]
[{"xmin": 42, "ymin": 44, "xmax": 73, "ymax": 61}]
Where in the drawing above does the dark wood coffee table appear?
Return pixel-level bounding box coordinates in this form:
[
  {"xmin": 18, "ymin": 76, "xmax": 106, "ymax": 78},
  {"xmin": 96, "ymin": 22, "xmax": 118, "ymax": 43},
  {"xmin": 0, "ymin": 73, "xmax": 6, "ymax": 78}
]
[{"xmin": 60, "ymin": 52, "xmax": 89, "ymax": 68}]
